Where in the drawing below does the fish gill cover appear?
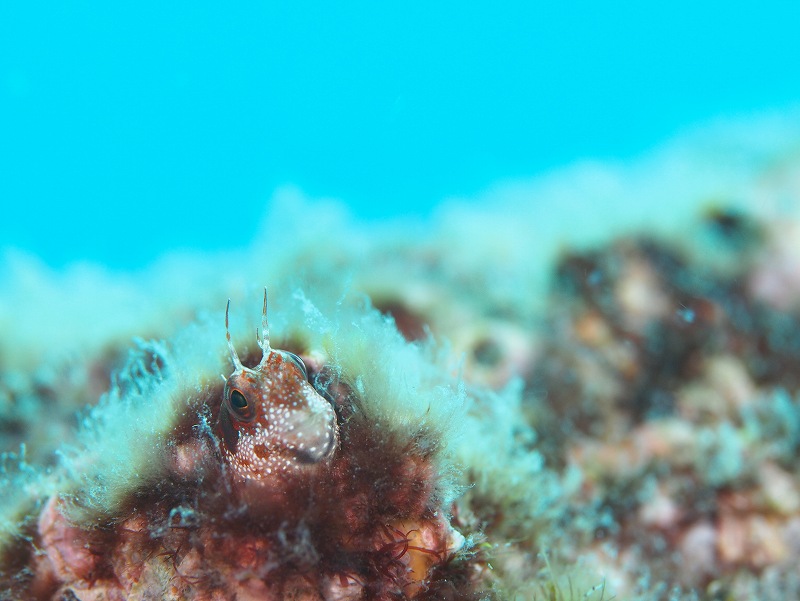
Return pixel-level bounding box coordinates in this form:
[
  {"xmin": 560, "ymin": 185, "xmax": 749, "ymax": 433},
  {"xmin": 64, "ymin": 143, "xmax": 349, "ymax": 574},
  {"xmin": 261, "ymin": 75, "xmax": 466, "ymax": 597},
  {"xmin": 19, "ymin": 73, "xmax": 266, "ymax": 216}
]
[{"xmin": 2, "ymin": 114, "xmax": 800, "ymax": 599}]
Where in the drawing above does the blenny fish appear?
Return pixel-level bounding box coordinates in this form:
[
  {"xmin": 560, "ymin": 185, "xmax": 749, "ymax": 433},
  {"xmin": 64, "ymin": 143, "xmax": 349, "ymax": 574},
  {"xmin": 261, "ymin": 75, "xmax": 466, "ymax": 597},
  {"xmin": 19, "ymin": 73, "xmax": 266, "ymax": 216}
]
[{"xmin": 218, "ymin": 290, "xmax": 338, "ymax": 482}]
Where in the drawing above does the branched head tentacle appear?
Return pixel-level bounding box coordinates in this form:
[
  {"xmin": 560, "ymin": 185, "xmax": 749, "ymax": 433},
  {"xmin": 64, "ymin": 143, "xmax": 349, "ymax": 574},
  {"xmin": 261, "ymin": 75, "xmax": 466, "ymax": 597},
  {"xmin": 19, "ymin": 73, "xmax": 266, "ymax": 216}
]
[
  {"xmin": 257, "ymin": 287, "xmax": 272, "ymax": 368},
  {"xmin": 225, "ymin": 299, "xmax": 245, "ymax": 372}
]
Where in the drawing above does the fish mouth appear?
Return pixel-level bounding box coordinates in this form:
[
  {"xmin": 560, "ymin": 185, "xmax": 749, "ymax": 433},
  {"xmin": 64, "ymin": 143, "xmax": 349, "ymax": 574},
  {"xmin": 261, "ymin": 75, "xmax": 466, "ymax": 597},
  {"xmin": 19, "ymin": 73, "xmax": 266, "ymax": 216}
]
[
  {"xmin": 277, "ymin": 400, "xmax": 338, "ymax": 466},
  {"xmin": 289, "ymin": 419, "xmax": 337, "ymax": 464}
]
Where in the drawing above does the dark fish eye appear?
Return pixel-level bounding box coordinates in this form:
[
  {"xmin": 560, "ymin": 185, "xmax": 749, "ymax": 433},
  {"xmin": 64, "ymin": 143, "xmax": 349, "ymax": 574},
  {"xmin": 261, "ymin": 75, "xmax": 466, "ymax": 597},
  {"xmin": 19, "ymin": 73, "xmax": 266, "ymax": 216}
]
[
  {"xmin": 226, "ymin": 388, "xmax": 256, "ymax": 422},
  {"xmin": 230, "ymin": 389, "xmax": 248, "ymax": 410},
  {"xmin": 282, "ymin": 351, "xmax": 308, "ymax": 380}
]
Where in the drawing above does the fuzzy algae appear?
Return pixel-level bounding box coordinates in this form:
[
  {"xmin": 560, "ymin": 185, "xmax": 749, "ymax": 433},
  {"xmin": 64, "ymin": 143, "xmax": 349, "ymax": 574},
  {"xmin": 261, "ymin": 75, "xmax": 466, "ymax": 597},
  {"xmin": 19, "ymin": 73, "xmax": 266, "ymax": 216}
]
[{"xmin": 3, "ymin": 114, "xmax": 800, "ymax": 599}]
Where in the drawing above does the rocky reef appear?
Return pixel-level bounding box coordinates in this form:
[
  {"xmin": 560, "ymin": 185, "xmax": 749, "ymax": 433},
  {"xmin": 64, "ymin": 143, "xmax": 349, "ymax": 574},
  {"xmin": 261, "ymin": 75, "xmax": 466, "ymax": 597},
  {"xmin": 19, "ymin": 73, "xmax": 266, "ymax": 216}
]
[
  {"xmin": 1, "ymin": 288, "xmax": 485, "ymax": 599},
  {"xmin": 2, "ymin": 116, "xmax": 800, "ymax": 599}
]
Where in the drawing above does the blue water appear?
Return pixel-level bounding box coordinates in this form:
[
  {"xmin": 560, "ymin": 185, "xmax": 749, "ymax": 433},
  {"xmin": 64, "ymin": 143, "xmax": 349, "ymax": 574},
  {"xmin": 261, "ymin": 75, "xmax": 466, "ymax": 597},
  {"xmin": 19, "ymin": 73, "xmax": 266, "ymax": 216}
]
[{"xmin": 2, "ymin": 2, "xmax": 799, "ymax": 269}]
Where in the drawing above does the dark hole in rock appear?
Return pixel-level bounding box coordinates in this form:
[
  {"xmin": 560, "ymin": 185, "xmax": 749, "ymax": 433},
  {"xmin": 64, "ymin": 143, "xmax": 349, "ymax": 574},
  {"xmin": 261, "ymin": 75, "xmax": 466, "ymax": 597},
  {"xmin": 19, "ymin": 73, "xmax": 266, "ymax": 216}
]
[
  {"xmin": 374, "ymin": 300, "xmax": 428, "ymax": 342},
  {"xmin": 472, "ymin": 338, "xmax": 503, "ymax": 367}
]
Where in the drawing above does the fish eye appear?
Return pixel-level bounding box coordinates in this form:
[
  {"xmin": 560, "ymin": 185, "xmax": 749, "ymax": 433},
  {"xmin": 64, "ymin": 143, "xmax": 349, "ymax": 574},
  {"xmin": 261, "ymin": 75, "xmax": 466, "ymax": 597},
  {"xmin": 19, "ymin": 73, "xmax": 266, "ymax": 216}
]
[
  {"xmin": 281, "ymin": 351, "xmax": 308, "ymax": 380},
  {"xmin": 230, "ymin": 389, "xmax": 248, "ymax": 410},
  {"xmin": 227, "ymin": 388, "xmax": 256, "ymax": 421}
]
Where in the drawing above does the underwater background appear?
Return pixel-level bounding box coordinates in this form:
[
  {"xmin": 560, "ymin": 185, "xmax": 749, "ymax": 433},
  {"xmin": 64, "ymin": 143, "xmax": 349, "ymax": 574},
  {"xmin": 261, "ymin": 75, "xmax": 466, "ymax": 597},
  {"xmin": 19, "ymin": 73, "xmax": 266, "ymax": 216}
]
[
  {"xmin": 4, "ymin": 3, "xmax": 800, "ymax": 601},
  {"xmin": 2, "ymin": 2, "xmax": 800, "ymax": 267}
]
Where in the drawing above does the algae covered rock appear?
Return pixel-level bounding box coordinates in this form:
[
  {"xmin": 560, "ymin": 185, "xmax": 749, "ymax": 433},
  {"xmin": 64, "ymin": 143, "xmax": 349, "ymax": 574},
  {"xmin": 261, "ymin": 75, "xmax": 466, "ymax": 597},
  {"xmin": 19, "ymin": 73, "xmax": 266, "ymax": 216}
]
[
  {"xmin": 4, "ymin": 116, "xmax": 800, "ymax": 600},
  {"xmin": 1, "ymin": 287, "xmax": 490, "ymax": 599}
]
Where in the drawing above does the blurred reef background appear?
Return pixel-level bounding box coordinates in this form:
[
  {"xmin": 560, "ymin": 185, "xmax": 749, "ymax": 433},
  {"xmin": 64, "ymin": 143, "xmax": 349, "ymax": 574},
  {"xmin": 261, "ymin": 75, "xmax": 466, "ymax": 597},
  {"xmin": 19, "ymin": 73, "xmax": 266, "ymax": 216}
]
[
  {"xmin": 2, "ymin": 117, "xmax": 800, "ymax": 599},
  {"xmin": 3, "ymin": 3, "xmax": 800, "ymax": 600}
]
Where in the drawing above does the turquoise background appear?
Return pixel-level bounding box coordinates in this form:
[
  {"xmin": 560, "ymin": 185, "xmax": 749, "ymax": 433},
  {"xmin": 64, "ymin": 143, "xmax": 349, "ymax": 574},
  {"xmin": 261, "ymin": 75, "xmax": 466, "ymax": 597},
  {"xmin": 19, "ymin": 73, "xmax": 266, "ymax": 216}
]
[{"xmin": 2, "ymin": 2, "xmax": 799, "ymax": 268}]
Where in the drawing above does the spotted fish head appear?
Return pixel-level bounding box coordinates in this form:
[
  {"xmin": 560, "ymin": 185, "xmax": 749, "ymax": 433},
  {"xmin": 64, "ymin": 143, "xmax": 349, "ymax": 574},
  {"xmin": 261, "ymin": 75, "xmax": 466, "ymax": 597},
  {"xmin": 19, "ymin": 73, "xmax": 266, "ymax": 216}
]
[{"xmin": 218, "ymin": 290, "xmax": 338, "ymax": 482}]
